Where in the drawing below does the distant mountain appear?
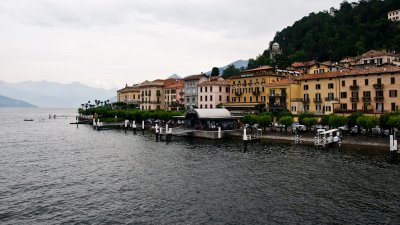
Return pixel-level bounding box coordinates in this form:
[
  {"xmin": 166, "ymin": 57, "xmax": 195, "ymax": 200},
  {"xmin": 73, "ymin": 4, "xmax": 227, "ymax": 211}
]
[
  {"xmin": 205, "ymin": 60, "xmax": 248, "ymax": 75},
  {"xmin": 0, "ymin": 95, "xmax": 37, "ymax": 108},
  {"xmin": 168, "ymin": 74, "xmax": 182, "ymax": 79},
  {"xmin": 0, "ymin": 80, "xmax": 117, "ymax": 108}
]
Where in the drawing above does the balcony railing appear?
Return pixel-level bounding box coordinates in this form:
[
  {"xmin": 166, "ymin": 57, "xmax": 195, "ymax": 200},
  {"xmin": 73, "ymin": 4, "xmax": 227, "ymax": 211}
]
[
  {"xmin": 362, "ymin": 97, "xmax": 371, "ymax": 102},
  {"xmin": 349, "ymin": 85, "xmax": 359, "ymax": 90},
  {"xmin": 291, "ymin": 98, "xmax": 303, "ymax": 102},
  {"xmin": 373, "ymin": 84, "xmax": 384, "ymax": 89},
  {"xmin": 303, "ymin": 98, "xmax": 310, "ymax": 103},
  {"xmin": 325, "ymin": 97, "xmax": 338, "ymax": 102},
  {"xmin": 235, "ymin": 91, "xmax": 242, "ymax": 96},
  {"xmin": 350, "ymin": 97, "xmax": 359, "ymax": 102},
  {"xmin": 374, "ymin": 96, "xmax": 384, "ymax": 101},
  {"xmin": 313, "ymin": 98, "xmax": 323, "ymax": 103},
  {"xmin": 253, "ymin": 90, "xmax": 260, "ymax": 96}
]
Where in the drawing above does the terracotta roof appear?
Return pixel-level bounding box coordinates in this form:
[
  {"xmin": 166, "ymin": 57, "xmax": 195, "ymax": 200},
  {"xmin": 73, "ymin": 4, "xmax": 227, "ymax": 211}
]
[
  {"xmin": 299, "ymin": 65, "xmax": 400, "ymax": 80},
  {"xmin": 117, "ymin": 85, "xmax": 140, "ymax": 93},
  {"xmin": 183, "ymin": 74, "xmax": 208, "ymax": 81},
  {"xmin": 291, "ymin": 60, "xmax": 332, "ymax": 68},
  {"xmin": 198, "ymin": 80, "xmax": 229, "ymax": 86},
  {"xmin": 266, "ymin": 78, "xmax": 297, "ymax": 86},
  {"xmin": 360, "ymin": 50, "xmax": 398, "ymax": 59},
  {"xmin": 241, "ymin": 66, "xmax": 273, "ymax": 73},
  {"xmin": 164, "ymin": 79, "xmax": 184, "ymax": 89}
]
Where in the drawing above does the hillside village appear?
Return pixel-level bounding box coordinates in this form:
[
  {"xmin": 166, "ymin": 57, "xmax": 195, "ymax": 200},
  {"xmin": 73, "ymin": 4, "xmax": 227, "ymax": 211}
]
[{"xmin": 117, "ymin": 48, "xmax": 400, "ymax": 117}]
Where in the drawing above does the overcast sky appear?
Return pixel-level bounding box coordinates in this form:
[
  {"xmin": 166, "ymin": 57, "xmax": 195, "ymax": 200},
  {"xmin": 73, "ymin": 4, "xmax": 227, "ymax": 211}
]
[{"xmin": 0, "ymin": 0, "xmax": 356, "ymax": 89}]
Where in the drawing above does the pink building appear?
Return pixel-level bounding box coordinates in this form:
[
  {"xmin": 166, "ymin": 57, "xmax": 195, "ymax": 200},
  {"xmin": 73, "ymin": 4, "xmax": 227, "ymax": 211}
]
[{"xmin": 197, "ymin": 77, "xmax": 230, "ymax": 109}]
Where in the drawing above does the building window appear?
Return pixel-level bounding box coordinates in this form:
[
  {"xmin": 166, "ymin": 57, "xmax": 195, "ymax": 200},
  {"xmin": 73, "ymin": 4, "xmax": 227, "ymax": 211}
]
[
  {"xmin": 328, "ymin": 83, "xmax": 334, "ymax": 89},
  {"xmin": 210, "ymin": 104, "xmax": 213, "ymax": 109},
  {"xmin": 205, "ymin": 87, "xmax": 208, "ymax": 92},
  {"xmin": 205, "ymin": 104, "xmax": 207, "ymax": 109},
  {"xmin": 304, "ymin": 105, "xmax": 310, "ymax": 111},
  {"xmin": 389, "ymin": 90, "xmax": 397, "ymax": 97},
  {"xmin": 219, "ymin": 87, "xmax": 222, "ymax": 92},
  {"xmin": 342, "ymin": 80, "xmax": 345, "ymax": 87},
  {"xmin": 391, "ymin": 77, "xmax": 395, "ymax": 84},
  {"xmin": 340, "ymin": 104, "xmax": 347, "ymax": 110},
  {"xmin": 365, "ymin": 79, "xmax": 368, "ymax": 86},
  {"xmin": 340, "ymin": 92, "xmax": 347, "ymax": 98},
  {"xmin": 352, "ymin": 103, "xmax": 357, "ymax": 111},
  {"xmin": 200, "ymin": 96, "xmax": 203, "ymax": 101},
  {"xmin": 303, "ymin": 85, "xmax": 309, "ymax": 90},
  {"xmin": 392, "ymin": 103, "xmax": 396, "ymax": 111},
  {"xmin": 219, "ymin": 95, "xmax": 222, "ymax": 101},
  {"xmin": 244, "ymin": 97, "xmax": 246, "ymax": 102},
  {"xmin": 325, "ymin": 106, "xmax": 332, "ymax": 112},
  {"xmin": 205, "ymin": 96, "xmax": 208, "ymax": 101},
  {"xmin": 210, "ymin": 95, "xmax": 213, "ymax": 101},
  {"xmin": 226, "ymin": 87, "xmax": 229, "ymax": 92},
  {"xmin": 200, "ymin": 87, "xmax": 203, "ymax": 92},
  {"xmin": 200, "ymin": 104, "xmax": 203, "ymax": 109},
  {"xmin": 316, "ymin": 84, "xmax": 321, "ymax": 90},
  {"xmin": 316, "ymin": 104, "xmax": 321, "ymax": 111},
  {"xmin": 210, "ymin": 87, "xmax": 213, "ymax": 92}
]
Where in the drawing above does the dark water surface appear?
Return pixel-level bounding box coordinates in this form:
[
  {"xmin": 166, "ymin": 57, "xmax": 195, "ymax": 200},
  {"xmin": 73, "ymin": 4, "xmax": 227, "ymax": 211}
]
[{"xmin": 1, "ymin": 108, "xmax": 400, "ymax": 224}]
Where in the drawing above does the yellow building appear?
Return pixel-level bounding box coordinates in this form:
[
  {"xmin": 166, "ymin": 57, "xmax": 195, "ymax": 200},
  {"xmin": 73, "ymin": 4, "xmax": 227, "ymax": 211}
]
[
  {"xmin": 265, "ymin": 78, "xmax": 301, "ymax": 113},
  {"xmin": 116, "ymin": 84, "xmax": 141, "ymax": 108},
  {"xmin": 224, "ymin": 66, "xmax": 286, "ymax": 113},
  {"xmin": 291, "ymin": 60, "xmax": 336, "ymax": 74},
  {"xmin": 335, "ymin": 66, "xmax": 400, "ymax": 114},
  {"xmin": 139, "ymin": 80, "xmax": 165, "ymax": 110},
  {"xmin": 298, "ymin": 72, "xmax": 340, "ymax": 115}
]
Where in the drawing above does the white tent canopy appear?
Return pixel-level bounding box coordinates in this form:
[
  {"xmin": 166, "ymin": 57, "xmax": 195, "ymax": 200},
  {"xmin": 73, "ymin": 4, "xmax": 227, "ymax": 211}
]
[{"xmin": 185, "ymin": 109, "xmax": 233, "ymax": 119}]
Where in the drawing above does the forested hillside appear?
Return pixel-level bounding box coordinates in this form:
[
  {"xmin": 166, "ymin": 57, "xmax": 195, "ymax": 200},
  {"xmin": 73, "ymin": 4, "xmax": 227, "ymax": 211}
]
[{"xmin": 248, "ymin": 0, "xmax": 400, "ymax": 69}]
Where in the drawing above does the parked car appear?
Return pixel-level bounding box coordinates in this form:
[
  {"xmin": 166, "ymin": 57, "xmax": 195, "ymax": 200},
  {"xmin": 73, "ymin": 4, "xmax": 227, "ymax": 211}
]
[
  {"xmin": 350, "ymin": 126, "xmax": 366, "ymax": 135},
  {"xmin": 338, "ymin": 125, "xmax": 349, "ymax": 132},
  {"xmin": 371, "ymin": 127, "xmax": 382, "ymax": 135},
  {"xmin": 292, "ymin": 124, "xmax": 307, "ymax": 133}
]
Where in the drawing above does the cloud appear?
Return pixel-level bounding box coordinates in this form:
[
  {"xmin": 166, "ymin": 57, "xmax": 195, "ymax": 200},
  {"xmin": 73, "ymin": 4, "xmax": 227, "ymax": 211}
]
[{"xmin": 0, "ymin": 0, "xmax": 356, "ymax": 88}]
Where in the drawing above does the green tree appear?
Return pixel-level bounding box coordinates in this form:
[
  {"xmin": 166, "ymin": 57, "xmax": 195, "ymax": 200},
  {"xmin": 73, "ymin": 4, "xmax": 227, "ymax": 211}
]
[
  {"xmin": 329, "ymin": 115, "xmax": 348, "ymax": 128},
  {"xmin": 258, "ymin": 114, "xmax": 273, "ymax": 131},
  {"xmin": 211, "ymin": 67, "xmax": 220, "ymax": 76},
  {"xmin": 356, "ymin": 116, "xmax": 378, "ymax": 133},
  {"xmin": 387, "ymin": 115, "xmax": 400, "ymax": 129},
  {"xmin": 347, "ymin": 112, "xmax": 363, "ymax": 128},
  {"xmin": 303, "ymin": 117, "xmax": 318, "ymax": 131},
  {"xmin": 222, "ymin": 65, "xmax": 241, "ymax": 79},
  {"xmin": 279, "ymin": 116, "xmax": 294, "ymax": 132},
  {"xmin": 298, "ymin": 112, "xmax": 315, "ymax": 125}
]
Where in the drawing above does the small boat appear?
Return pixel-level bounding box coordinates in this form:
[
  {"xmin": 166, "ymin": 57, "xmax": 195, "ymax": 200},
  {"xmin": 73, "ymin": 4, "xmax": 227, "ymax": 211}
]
[
  {"xmin": 314, "ymin": 128, "xmax": 342, "ymax": 148},
  {"xmin": 24, "ymin": 118, "xmax": 34, "ymax": 121}
]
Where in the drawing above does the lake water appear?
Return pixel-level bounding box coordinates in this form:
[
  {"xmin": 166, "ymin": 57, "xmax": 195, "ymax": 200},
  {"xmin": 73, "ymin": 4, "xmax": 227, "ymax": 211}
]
[{"xmin": 1, "ymin": 108, "xmax": 400, "ymax": 224}]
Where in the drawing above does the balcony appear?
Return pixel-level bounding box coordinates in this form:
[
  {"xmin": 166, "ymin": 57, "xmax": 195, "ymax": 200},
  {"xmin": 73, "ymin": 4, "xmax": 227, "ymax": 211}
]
[
  {"xmin": 373, "ymin": 84, "xmax": 384, "ymax": 89},
  {"xmin": 349, "ymin": 85, "xmax": 359, "ymax": 90},
  {"xmin": 362, "ymin": 97, "xmax": 371, "ymax": 102},
  {"xmin": 179, "ymin": 91, "xmax": 184, "ymax": 95},
  {"xmin": 235, "ymin": 91, "xmax": 243, "ymax": 96},
  {"xmin": 156, "ymin": 92, "xmax": 161, "ymax": 97},
  {"xmin": 303, "ymin": 98, "xmax": 310, "ymax": 103},
  {"xmin": 374, "ymin": 96, "xmax": 384, "ymax": 101},
  {"xmin": 313, "ymin": 98, "xmax": 323, "ymax": 103},
  {"xmin": 253, "ymin": 90, "xmax": 260, "ymax": 96},
  {"xmin": 325, "ymin": 97, "xmax": 338, "ymax": 102},
  {"xmin": 269, "ymin": 104, "xmax": 286, "ymax": 110},
  {"xmin": 291, "ymin": 98, "xmax": 303, "ymax": 102},
  {"xmin": 350, "ymin": 97, "xmax": 359, "ymax": 102}
]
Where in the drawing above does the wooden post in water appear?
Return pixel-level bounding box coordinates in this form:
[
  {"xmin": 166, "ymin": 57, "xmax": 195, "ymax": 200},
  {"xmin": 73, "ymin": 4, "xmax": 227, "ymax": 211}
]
[
  {"xmin": 166, "ymin": 128, "xmax": 172, "ymax": 142},
  {"xmin": 49, "ymin": 114, "xmax": 51, "ymax": 119},
  {"xmin": 390, "ymin": 128, "xmax": 398, "ymax": 163},
  {"xmin": 243, "ymin": 128, "xmax": 248, "ymax": 153},
  {"xmin": 124, "ymin": 120, "xmax": 128, "ymax": 133},
  {"xmin": 132, "ymin": 120, "xmax": 137, "ymax": 134},
  {"xmin": 76, "ymin": 116, "xmax": 78, "ymax": 128},
  {"xmin": 155, "ymin": 124, "xmax": 159, "ymax": 141},
  {"xmin": 142, "ymin": 120, "xmax": 145, "ymax": 135},
  {"xmin": 218, "ymin": 127, "xmax": 221, "ymax": 139}
]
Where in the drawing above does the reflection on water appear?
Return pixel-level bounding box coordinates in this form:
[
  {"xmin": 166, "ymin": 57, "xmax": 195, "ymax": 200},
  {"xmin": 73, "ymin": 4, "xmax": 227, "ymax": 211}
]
[{"xmin": 0, "ymin": 108, "xmax": 399, "ymax": 224}]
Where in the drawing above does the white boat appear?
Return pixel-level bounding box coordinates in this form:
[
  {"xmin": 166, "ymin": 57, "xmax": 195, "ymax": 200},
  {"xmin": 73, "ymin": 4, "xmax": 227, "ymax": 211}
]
[{"xmin": 314, "ymin": 128, "xmax": 342, "ymax": 148}]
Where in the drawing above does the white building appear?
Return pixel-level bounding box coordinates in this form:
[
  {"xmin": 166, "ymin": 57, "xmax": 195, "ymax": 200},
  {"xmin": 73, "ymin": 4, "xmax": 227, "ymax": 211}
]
[{"xmin": 388, "ymin": 9, "xmax": 400, "ymax": 21}]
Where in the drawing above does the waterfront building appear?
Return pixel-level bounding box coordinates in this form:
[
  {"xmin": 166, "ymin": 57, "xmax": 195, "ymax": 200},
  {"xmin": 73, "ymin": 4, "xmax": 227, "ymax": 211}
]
[
  {"xmin": 356, "ymin": 50, "xmax": 399, "ymax": 67},
  {"xmin": 139, "ymin": 80, "xmax": 165, "ymax": 110},
  {"xmin": 197, "ymin": 77, "xmax": 230, "ymax": 109},
  {"xmin": 388, "ymin": 9, "xmax": 400, "ymax": 21},
  {"xmin": 298, "ymin": 72, "xmax": 340, "ymax": 115},
  {"xmin": 334, "ymin": 66, "xmax": 400, "ymax": 114},
  {"xmin": 163, "ymin": 79, "xmax": 184, "ymax": 111},
  {"xmin": 265, "ymin": 78, "xmax": 301, "ymax": 114},
  {"xmin": 224, "ymin": 66, "xmax": 286, "ymax": 114},
  {"xmin": 116, "ymin": 84, "xmax": 141, "ymax": 108},
  {"xmin": 291, "ymin": 60, "xmax": 337, "ymax": 74},
  {"xmin": 183, "ymin": 74, "xmax": 209, "ymax": 109}
]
